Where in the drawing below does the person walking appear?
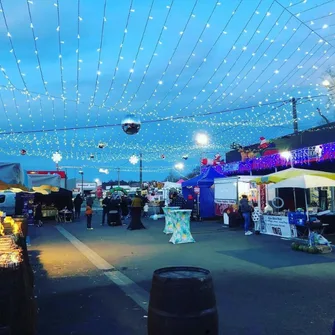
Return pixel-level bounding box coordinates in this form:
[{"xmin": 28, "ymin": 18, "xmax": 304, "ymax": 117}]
[
  {"xmin": 34, "ymin": 202, "xmax": 43, "ymax": 227},
  {"xmin": 85, "ymin": 205, "xmax": 93, "ymax": 230},
  {"xmin": 239, "ymin": 195, "xmax": 253, "ymax": 236},
  {"xmin": 101, "ymin": 195, "xmax": 110, "ymax": 226},
  {"xmin": 73, "ymin": 194, "xmax": 83, "ymax": 219}
]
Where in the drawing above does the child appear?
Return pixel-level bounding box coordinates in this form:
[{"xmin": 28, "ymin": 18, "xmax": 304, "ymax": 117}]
[
  {"xmin": 143, "ymin": 203, "xmax": 149, "ymax": 218},
  {"xmin": 85, "ymin": 205, "xmax": 93, "ymax": 230}
]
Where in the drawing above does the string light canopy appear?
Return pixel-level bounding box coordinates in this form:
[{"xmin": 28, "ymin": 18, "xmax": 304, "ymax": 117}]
[{"xmin": 0, "ymin": 0, "xmax": 333, "ymax": 174}]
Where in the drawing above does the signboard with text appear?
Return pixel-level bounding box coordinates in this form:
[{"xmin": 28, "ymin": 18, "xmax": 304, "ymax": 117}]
[
  {"xmin": 261, "ymin": 215, "xmax": 297, "ymax": 238},
  {"xmin": 76, "ymin": 182, "xmax": 97, "ymax": 190},
  {"xmin": 27, "ymin": 170, "xmax": 66, "ymax": 178}
]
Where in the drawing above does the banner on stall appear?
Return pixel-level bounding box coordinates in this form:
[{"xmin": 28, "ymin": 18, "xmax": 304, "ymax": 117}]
[
  {"xmin": 259, "ymin": 184, "xmax": 267, "ymax": 211},
  {"xmin": 260, "ymin": 215, "xmax": 297, "ymax": 238},
  {"xmin": 214, "ymin": 199, "xmax": 236, "ymax": 216}
]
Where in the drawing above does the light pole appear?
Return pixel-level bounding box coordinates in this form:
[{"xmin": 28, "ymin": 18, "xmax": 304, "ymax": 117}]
[
  {"xmin": 117, "ymin": 168, "xmax": 120, "ymax": 186},
  {"xmin": 139, "ymin": 153, "xmax": 143, "ymax": 187},
  {"xmin": 291, "ymin": 97, "xmax": 298, "ymax": 134},
  {"xmin": 52, "ymin": 152, "xmax": 62, "ymax": 171},
  {"xmin": 79, "ymin": 170, "xmax": 84, "ymax": 196}
]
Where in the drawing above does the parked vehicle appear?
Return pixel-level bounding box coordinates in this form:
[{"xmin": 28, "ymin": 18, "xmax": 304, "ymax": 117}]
[{"xmin": 0, "ymin": 192, "xmax": 16, "ymax": 215}]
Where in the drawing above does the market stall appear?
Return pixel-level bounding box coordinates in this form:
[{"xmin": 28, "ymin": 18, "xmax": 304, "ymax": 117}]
[
  {"xmin": 182, "ymin": 167, "xmax": 224, "ymax": 219},
  {"xmin": 162, "ymin": 182, "xmax": 181, "ymax": 204},
  {"xmin": 253, "ymin": 168, "xmax": 335, "ymax": 239},
  {"xmin": 33, "ymin": 188, "xmax": 73, "ymax": 222},
  {"xmin": 214, "ymin": 176, "xmax": 258, "ymax": 226}
]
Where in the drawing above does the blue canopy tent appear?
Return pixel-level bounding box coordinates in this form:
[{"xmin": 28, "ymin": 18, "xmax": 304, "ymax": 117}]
[
  {"xmin": 198, "ymin": 168, "xmax": 225, "ymax": 218},
  {"xmin": 181, "ymin": 167, "xmax": 225, "ymax": 219},
  {"xmin": 181, "ymin": 174, "xmax": 203, "ymax": 199}
]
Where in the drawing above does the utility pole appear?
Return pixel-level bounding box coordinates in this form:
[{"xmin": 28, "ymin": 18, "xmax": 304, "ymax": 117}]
[
  {"xmin": 139, "ymin": 153, "xmax": 143, "ymax": 187},
  {"xmin": 117, "ymin": 168, "xmax": 120, "ymax": 186},
  {"xmin": 292, "ymin": 97, "xmax": 298, "ymax": 134}
]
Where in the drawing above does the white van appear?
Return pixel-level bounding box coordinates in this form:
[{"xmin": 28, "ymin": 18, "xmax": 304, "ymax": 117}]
[{"xmin": 0, "ymin": 192, "xmax": 16, "ymax": 215}]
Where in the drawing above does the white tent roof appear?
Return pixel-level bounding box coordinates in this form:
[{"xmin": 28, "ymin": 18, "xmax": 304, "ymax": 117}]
[
  {"xmin": 163, "ymin": 182, "xmax": 181, "ymax": 189},
  {"xmin": 268, "ymin": 175, "xmax": 335, "ymax": 189}
]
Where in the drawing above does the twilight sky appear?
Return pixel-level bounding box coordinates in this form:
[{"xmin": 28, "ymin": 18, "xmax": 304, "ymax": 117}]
[{"xmin": 0, "ymin": 0, "xmax": 334, "ymax": 182}]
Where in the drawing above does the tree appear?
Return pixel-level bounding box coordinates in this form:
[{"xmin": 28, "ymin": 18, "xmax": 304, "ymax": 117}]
[
  {"xmin": 323, "ymin": 67, "xmax": 335, "ymax": 106},
  {"xmin": 164, "ymin": 171, "xmax": 179, "ymax": 182},
  {"xmin": 185, "ymin": 166, "xmax": 201, "ymax": 179},
  {"xmin": 163, "ymin": 165, "xmax": 201, "ymax": 182}
]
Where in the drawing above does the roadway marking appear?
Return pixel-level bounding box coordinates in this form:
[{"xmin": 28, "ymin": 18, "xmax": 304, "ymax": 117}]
[{"xmin": 55, "ymin": 225, "xmax": 149, "ymax": 312}]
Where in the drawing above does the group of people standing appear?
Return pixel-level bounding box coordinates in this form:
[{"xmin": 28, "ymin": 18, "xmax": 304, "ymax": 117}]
[
  {"xmin": 73, "ymin": 192, "xmax": 148, "ymax": 230},
  {"xmin": 101, "ymin": 194, "xmax": 130, "ymax": 226}
]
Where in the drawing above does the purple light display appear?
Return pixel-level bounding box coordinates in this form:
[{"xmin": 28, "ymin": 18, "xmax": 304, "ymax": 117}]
[{"xmin": 214, "ymin": 142, "xmax": 335, "ymax": 175}]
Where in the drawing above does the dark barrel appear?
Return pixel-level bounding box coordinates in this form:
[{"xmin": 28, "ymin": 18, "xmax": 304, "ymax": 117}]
[{"xmin": 148, "ymin": 267, "xmax": 218, "ymax": 335}]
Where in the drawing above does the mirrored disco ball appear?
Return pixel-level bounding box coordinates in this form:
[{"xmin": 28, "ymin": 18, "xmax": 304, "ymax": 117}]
[{"xmin": 121, "ymin": 114, "xmax": 141, "ymax": 135}]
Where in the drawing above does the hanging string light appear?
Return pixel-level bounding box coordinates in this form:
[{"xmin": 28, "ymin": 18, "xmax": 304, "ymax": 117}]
[{"xmin": 0, "ymin": 0, "xmax": 332, "ymax": 169}]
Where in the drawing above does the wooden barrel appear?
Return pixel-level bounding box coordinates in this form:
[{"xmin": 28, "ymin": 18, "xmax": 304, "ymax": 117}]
[{"xmin": 148, "ymin": 267, "xmax": 218, "ymax": 335}]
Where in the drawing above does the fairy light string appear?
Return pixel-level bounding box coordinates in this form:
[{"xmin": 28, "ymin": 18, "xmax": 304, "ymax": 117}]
[
  {"xmin": 138, "ymin": 0, "xmax": 244, "ymax": 116},
  {"xmin": 0, "ymin": 0, "xmax": 332, "ymax": 166},
  {"xmin": 123, "ymin": 0, "xmax": 175, "ymax": 112},
  {"xmin": 133, "ymin": 0, "xmax": 200, "ymax": 114},
  {"xmin": 111, "ymin": 0, "xmax": 156, "ymax": 110},
  {"xmin": 100, "ymin": 0, "xmax": 134, "ymax": 108},
  {"xmin": 155, "ymin": 0, "xmax": 265, "ymax": 117}
]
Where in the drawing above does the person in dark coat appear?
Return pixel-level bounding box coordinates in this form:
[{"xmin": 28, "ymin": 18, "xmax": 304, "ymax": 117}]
[
  {"xmin": 101, "ymin": 195, "xmax": 111, "ymax": 226},
  {"xmin": 185, "ymin": 194, "xmax": 195, "ymax": 221},
  {"xmin": 127, "ymin": 194, "xmax": 145, "ymax": 230},
  {"xmin": 86, "ymin": 195, "xmax": 94, "ymax": 207},
  {"xmin": 73, "ymin": 194, "xmax": 83, "ymax": 219},
  {"xmin": 239, "ymin": 195, "xmax": 253, "ymax": 236},
  {"xmin": 170, "ymin": 192, "xmax": 186, "ymax": 208},
  {"xmin": 34, "ymin": 202, "xmax": 43, "ymax": 227},
  {"xmin": 108, "ymin": 196, "xmax": 122, "ymax": 226},
  {"xmin": 120, "ymin": 196, "xmax": 129, "ymax": 221}
]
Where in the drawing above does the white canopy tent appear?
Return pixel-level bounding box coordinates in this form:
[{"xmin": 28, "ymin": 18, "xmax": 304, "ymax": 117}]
[
  {"xmin": 268, "ymin": 174, "xmax": 335, "ymax": 218},
  {"xmin": 268, "ymin": 175, "xmax": 335, "ymax": 190},
  {"xmin": 163, "ymin": 182, "xmax": 181, "ymax": 189}
]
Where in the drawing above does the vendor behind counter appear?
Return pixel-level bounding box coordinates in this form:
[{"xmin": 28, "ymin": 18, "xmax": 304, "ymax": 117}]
[{"xmin": 34, "ymin": 188, "xmax": 73, "ymax": 211}]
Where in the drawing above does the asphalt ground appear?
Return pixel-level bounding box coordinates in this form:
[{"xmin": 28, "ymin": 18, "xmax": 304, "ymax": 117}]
[{"xmin": 29, "ymin": 213, "xmax": 335, "ymax": 335}]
